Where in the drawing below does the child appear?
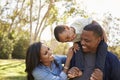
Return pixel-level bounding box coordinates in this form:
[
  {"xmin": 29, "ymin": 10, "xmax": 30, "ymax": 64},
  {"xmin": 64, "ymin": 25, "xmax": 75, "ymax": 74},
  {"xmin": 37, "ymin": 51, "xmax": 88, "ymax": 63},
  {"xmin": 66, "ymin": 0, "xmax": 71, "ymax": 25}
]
[
  {"xmin": 54, "ymin": 17, "xmax": 107, "ymax": 43},
  {"xmin": 54, "ymin": 17, "xmax": 108, "ymax": 73}
]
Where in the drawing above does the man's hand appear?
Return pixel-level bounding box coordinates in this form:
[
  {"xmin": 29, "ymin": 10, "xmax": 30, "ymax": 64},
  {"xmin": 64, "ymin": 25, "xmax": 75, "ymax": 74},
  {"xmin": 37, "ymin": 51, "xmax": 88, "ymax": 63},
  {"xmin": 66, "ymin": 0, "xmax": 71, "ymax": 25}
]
[
  {"xmin": 68, "ymin": 67, "xmax": 82, "ymax": 78},
  {"xmin": 90, "ymin": 68, "xmax": 103, "ymax": 80}
]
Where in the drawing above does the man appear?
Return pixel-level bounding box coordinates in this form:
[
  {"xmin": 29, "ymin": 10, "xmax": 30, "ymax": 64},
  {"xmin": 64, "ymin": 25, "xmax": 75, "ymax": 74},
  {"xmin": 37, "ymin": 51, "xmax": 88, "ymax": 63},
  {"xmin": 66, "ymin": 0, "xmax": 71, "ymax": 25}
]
[
  {"xmin": 68, "ymin": 22, "xmax": 120, "ymax": 80},
  {"xmin": 54, "ymin": 18, "xmax": 107, "ymax": 72}
]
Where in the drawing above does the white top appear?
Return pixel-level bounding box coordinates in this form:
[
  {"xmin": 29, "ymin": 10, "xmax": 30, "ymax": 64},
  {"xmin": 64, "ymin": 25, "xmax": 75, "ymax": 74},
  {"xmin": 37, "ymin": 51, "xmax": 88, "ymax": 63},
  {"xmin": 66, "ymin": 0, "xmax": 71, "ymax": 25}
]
[{"xmin": 70, "ymin": 17, "xmax": 93, "ymax": 42}]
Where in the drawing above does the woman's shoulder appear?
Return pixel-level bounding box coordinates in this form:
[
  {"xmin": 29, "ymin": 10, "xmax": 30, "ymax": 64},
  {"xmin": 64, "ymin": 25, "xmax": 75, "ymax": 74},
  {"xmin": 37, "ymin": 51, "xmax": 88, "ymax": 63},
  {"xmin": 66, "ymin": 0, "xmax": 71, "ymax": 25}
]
[
  {"xmin": 54, "ymin": 55, "xmax": 66, "ymax": 63},
  {"xmin": 32, "ymin": 65, "xmax": 49, "ymax": 79},
  {"xmin": 32, "ymin": 65, "xmax": 44, "ymax": 74},
  {"xmin": 54, "ymin": 55, "xmax": 66, "ymax": 60}
]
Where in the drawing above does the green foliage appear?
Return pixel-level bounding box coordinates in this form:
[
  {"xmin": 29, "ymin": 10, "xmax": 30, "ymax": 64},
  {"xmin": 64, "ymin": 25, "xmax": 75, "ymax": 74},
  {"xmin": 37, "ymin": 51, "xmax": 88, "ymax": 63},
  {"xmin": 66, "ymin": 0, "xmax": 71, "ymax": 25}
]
[
  {"xmin": 53, "ymin": 43, "xmax": 69, "ymax": 55},
  {"xmin": 45, "ymin": 39, "xmax": 70, "ymax": 55},
  {"xmin": 0, "ymin": 20, "xmax": 14, "ymax": 59},
  {"xmin": 0, "ymin": 19, "xmax": 30, "ymax": 59},
  {"xmin": 12, "ymin": 34, "xmax": 30, "ymax": 59},
  {"xmin": 108, "ymin": 46, "xmax": 120, "ymax": 59},
  {"xmin": 8, "ymin": 30, "xmax": 16, "ymax": 40},
  {"xmin": 47, "ymin": 5, "xmax": 58, "ymax": 25},
  {"xmin": 0, "ymin": 36, "xmax": 14, "ymax": 59},
  {"xmin": 0, "ymin": 20, "xmax": 10, "ymax": 34}
]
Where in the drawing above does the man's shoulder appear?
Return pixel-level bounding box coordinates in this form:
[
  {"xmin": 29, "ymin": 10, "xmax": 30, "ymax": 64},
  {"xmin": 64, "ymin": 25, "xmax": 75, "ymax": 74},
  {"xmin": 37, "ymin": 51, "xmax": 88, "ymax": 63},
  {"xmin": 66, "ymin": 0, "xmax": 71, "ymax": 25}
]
[
  {"xmin": 106, "ymin": 51, "xmax": 120, "ymax": 63},
  {"xmin": 106, "ymin": 51, "xmax": 118, "ymax": 58}
]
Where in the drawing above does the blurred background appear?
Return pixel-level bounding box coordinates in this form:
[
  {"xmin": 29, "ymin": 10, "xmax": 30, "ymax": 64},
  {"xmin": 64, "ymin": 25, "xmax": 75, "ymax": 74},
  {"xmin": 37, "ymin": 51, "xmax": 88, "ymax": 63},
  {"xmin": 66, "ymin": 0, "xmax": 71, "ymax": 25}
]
[{"xmin": 0, "ymin": 0, "xmax": 120, "ymax": 80}]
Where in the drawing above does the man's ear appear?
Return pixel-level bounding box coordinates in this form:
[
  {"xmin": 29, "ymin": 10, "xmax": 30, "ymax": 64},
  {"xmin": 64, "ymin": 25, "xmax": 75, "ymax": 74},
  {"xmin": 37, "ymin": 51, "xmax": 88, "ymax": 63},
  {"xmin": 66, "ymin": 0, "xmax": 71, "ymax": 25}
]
[{"xmin": 98, "ymin": 37, "xmax": 102, "ymax": 44}]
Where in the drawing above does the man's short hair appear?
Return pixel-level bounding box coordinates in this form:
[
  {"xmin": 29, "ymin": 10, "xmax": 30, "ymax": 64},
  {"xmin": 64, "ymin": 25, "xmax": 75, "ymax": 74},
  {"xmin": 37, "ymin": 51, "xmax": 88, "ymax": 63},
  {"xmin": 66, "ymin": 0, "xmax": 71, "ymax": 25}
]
[{"xmin": 84, "ymin": 22, "xmax": 103, "ymax": 37}]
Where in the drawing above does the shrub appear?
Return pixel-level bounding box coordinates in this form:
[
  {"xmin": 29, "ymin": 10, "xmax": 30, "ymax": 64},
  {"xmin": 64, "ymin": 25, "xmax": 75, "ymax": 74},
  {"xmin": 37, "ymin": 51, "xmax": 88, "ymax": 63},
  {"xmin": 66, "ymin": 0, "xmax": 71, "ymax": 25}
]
[
  {"xmin": 0, "ymin": 36, "xmax": 14, "ymax": 59},
  {"xmin": 12, "ymin": 36, "xmax": 29, "ymax": 59}
]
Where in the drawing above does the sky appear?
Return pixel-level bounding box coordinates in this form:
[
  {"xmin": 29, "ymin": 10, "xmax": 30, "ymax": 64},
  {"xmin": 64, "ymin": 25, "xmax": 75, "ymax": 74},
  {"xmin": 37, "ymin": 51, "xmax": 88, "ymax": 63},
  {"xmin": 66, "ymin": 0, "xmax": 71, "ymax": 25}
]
[
  {"xmin": 84, "ymin": 0, "xmax": 120, "ymax": 17},
  {"xmin": 41, "ymin": 0, "xmax": 120, "ymax": 41}
]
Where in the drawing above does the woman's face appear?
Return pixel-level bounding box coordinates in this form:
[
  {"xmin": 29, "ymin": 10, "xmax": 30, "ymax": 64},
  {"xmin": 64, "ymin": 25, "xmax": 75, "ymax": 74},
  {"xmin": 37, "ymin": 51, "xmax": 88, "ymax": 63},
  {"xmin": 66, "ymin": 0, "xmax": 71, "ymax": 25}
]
[{"xmin": 40, "ymin": 44, "xmax": 54, "ymax": 64}]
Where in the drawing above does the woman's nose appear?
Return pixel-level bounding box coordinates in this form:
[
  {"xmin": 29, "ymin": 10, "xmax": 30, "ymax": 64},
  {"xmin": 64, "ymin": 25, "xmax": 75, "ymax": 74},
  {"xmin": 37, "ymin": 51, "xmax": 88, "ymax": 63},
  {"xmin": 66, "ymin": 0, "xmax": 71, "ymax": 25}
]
[{"xmin": 48, "ymin": 49, "xmax": 52, "ymax": 55}]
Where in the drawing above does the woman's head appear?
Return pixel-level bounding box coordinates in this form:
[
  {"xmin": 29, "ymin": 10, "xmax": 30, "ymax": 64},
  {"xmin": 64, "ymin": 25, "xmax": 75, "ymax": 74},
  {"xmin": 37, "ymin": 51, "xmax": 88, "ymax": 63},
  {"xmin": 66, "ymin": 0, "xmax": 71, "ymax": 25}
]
[{"xmin": 25, "ymin": 42, "xmax": 54, "ymax": 80}]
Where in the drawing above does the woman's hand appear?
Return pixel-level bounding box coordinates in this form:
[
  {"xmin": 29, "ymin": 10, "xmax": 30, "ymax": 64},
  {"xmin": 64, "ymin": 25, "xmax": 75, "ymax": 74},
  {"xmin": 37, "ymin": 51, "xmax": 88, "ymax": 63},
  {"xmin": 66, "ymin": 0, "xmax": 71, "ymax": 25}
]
[
  {"xmin": 63, "ymin": 47, "xmax": 74, "ymax": 73},
  {"xmin": 68, "ymin": 67, "xmax": 82, "ymax": 78},
  {"xmin": 66, "ymin": 47, "xmax": 74, "ymax": 60}
]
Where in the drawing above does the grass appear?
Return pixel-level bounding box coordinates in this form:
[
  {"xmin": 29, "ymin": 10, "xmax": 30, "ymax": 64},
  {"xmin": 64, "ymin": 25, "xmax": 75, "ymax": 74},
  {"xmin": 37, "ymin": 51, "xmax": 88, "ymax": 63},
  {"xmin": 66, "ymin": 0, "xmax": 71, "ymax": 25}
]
[{"xmin": 0, "ymin": 59, "xmax": 27, "ymax": 80}]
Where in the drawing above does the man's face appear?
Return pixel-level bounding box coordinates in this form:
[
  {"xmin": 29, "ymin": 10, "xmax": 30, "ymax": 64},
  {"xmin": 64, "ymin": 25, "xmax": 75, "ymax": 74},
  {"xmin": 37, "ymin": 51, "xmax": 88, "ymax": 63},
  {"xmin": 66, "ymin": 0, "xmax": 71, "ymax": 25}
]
[
  {"xmin": 80, "ymin": 30, "xmax": 101, "ymax": 53},
  {"xmin": 58, "ymin": 27, "xmax": 76, "ymax": 42}
]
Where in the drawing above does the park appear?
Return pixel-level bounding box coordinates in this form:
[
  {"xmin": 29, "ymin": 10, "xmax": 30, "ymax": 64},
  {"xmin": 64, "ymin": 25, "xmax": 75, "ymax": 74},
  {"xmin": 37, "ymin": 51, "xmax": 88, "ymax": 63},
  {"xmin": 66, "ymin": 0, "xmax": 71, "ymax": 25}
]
[{"xmin": 0, "ymin": 0, "xmax": 120, "ymax": 80}]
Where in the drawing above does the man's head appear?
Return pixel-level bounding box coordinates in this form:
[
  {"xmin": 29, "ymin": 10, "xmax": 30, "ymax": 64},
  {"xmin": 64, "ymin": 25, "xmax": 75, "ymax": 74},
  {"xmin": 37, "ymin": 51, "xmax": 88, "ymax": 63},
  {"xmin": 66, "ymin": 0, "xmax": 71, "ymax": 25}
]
[
  {"xmin": 80, "ymin": 22, "xmax": 103, "ymax": 53},
  {"xmin": 54, "ymin": 25, "xmax": 76, "ymax": 42}
]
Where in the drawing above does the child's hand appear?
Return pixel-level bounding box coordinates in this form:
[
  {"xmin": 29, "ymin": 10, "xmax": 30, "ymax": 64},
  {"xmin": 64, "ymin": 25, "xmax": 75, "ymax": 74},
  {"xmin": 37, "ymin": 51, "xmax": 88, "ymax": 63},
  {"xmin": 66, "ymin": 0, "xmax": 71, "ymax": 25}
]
[{"xmin": 73, "ymin": 43, "xmax": 80, "ymax": 53}]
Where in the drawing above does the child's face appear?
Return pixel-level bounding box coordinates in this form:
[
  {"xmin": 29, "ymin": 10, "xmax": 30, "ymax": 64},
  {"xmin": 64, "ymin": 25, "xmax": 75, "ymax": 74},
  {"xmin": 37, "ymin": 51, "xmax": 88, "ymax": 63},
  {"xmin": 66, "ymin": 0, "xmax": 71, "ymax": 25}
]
[{"xmin": 58, "ymin": 27, "xmax": 76, "ymax": 42}]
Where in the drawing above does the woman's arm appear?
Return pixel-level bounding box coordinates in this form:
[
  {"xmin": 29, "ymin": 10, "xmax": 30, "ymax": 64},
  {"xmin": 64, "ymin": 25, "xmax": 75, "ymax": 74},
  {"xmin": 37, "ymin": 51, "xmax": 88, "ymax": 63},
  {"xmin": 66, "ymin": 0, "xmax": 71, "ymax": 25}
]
[
  {"xmin": 63, "ymin": 47, "xmax": 74, "ymax": 73},
  {"xmin": 32, "ymin": 67, "xmax": 67, "ymax": 80}
]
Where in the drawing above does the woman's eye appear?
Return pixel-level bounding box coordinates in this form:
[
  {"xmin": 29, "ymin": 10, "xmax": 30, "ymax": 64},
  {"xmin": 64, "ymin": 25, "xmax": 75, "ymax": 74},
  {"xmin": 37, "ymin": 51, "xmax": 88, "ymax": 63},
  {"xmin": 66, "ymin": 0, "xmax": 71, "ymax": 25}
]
[{"xmin": 44, "ymin": 47, "xmax": 50, "ymax": 55}]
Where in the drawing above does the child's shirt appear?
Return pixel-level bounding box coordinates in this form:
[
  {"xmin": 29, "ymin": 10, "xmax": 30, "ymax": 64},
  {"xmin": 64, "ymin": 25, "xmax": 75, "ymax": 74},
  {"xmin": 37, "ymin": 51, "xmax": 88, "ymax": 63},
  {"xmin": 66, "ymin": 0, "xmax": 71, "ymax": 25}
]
[{"xmin": 70, "ymin": 17, "xmax": 93, "ymax": 42}]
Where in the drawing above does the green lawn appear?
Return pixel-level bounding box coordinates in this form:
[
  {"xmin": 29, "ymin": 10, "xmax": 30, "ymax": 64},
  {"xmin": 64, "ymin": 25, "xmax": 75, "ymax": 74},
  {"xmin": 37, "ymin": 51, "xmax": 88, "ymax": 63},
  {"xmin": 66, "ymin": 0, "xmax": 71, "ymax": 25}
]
[{"xmin": 0, "ymin": 59, "xmax": 27, "ymax": 80}]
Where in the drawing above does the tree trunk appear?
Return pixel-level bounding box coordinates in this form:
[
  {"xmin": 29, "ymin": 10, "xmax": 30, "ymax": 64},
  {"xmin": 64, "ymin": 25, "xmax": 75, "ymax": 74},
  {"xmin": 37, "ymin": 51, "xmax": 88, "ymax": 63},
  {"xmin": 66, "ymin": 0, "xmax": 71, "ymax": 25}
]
[{"xmin": 30, "ymin": 0, "xmax": 33, "ymax": 44}]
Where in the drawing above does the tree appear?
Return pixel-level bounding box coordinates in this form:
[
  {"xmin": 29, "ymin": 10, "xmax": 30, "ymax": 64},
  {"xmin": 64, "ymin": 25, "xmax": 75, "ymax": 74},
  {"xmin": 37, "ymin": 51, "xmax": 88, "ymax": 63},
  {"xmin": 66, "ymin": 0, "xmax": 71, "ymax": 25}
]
[{"xmin": 101, "ymin": 12, "xmax": 120, "ymax": 46}]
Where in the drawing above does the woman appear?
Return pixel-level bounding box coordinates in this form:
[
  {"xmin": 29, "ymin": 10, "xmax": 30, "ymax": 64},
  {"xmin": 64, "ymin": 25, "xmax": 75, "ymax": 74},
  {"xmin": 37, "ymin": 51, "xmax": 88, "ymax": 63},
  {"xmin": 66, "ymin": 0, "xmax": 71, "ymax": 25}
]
[{"xmin": 25, "ymin": 42, "xmax": 81, "ymax": 80}]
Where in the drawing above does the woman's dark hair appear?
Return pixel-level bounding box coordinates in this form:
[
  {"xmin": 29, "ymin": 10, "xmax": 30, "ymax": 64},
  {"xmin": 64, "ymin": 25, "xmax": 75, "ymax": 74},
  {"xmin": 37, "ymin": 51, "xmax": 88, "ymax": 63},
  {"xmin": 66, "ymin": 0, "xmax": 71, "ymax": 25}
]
[
  {"xmin": 54, "ymin": 25, "xmax": 66, "ymax": 41},
  {"xmin": 25, "ymin": 42, "xmax": 42, "ymax": 80}
]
